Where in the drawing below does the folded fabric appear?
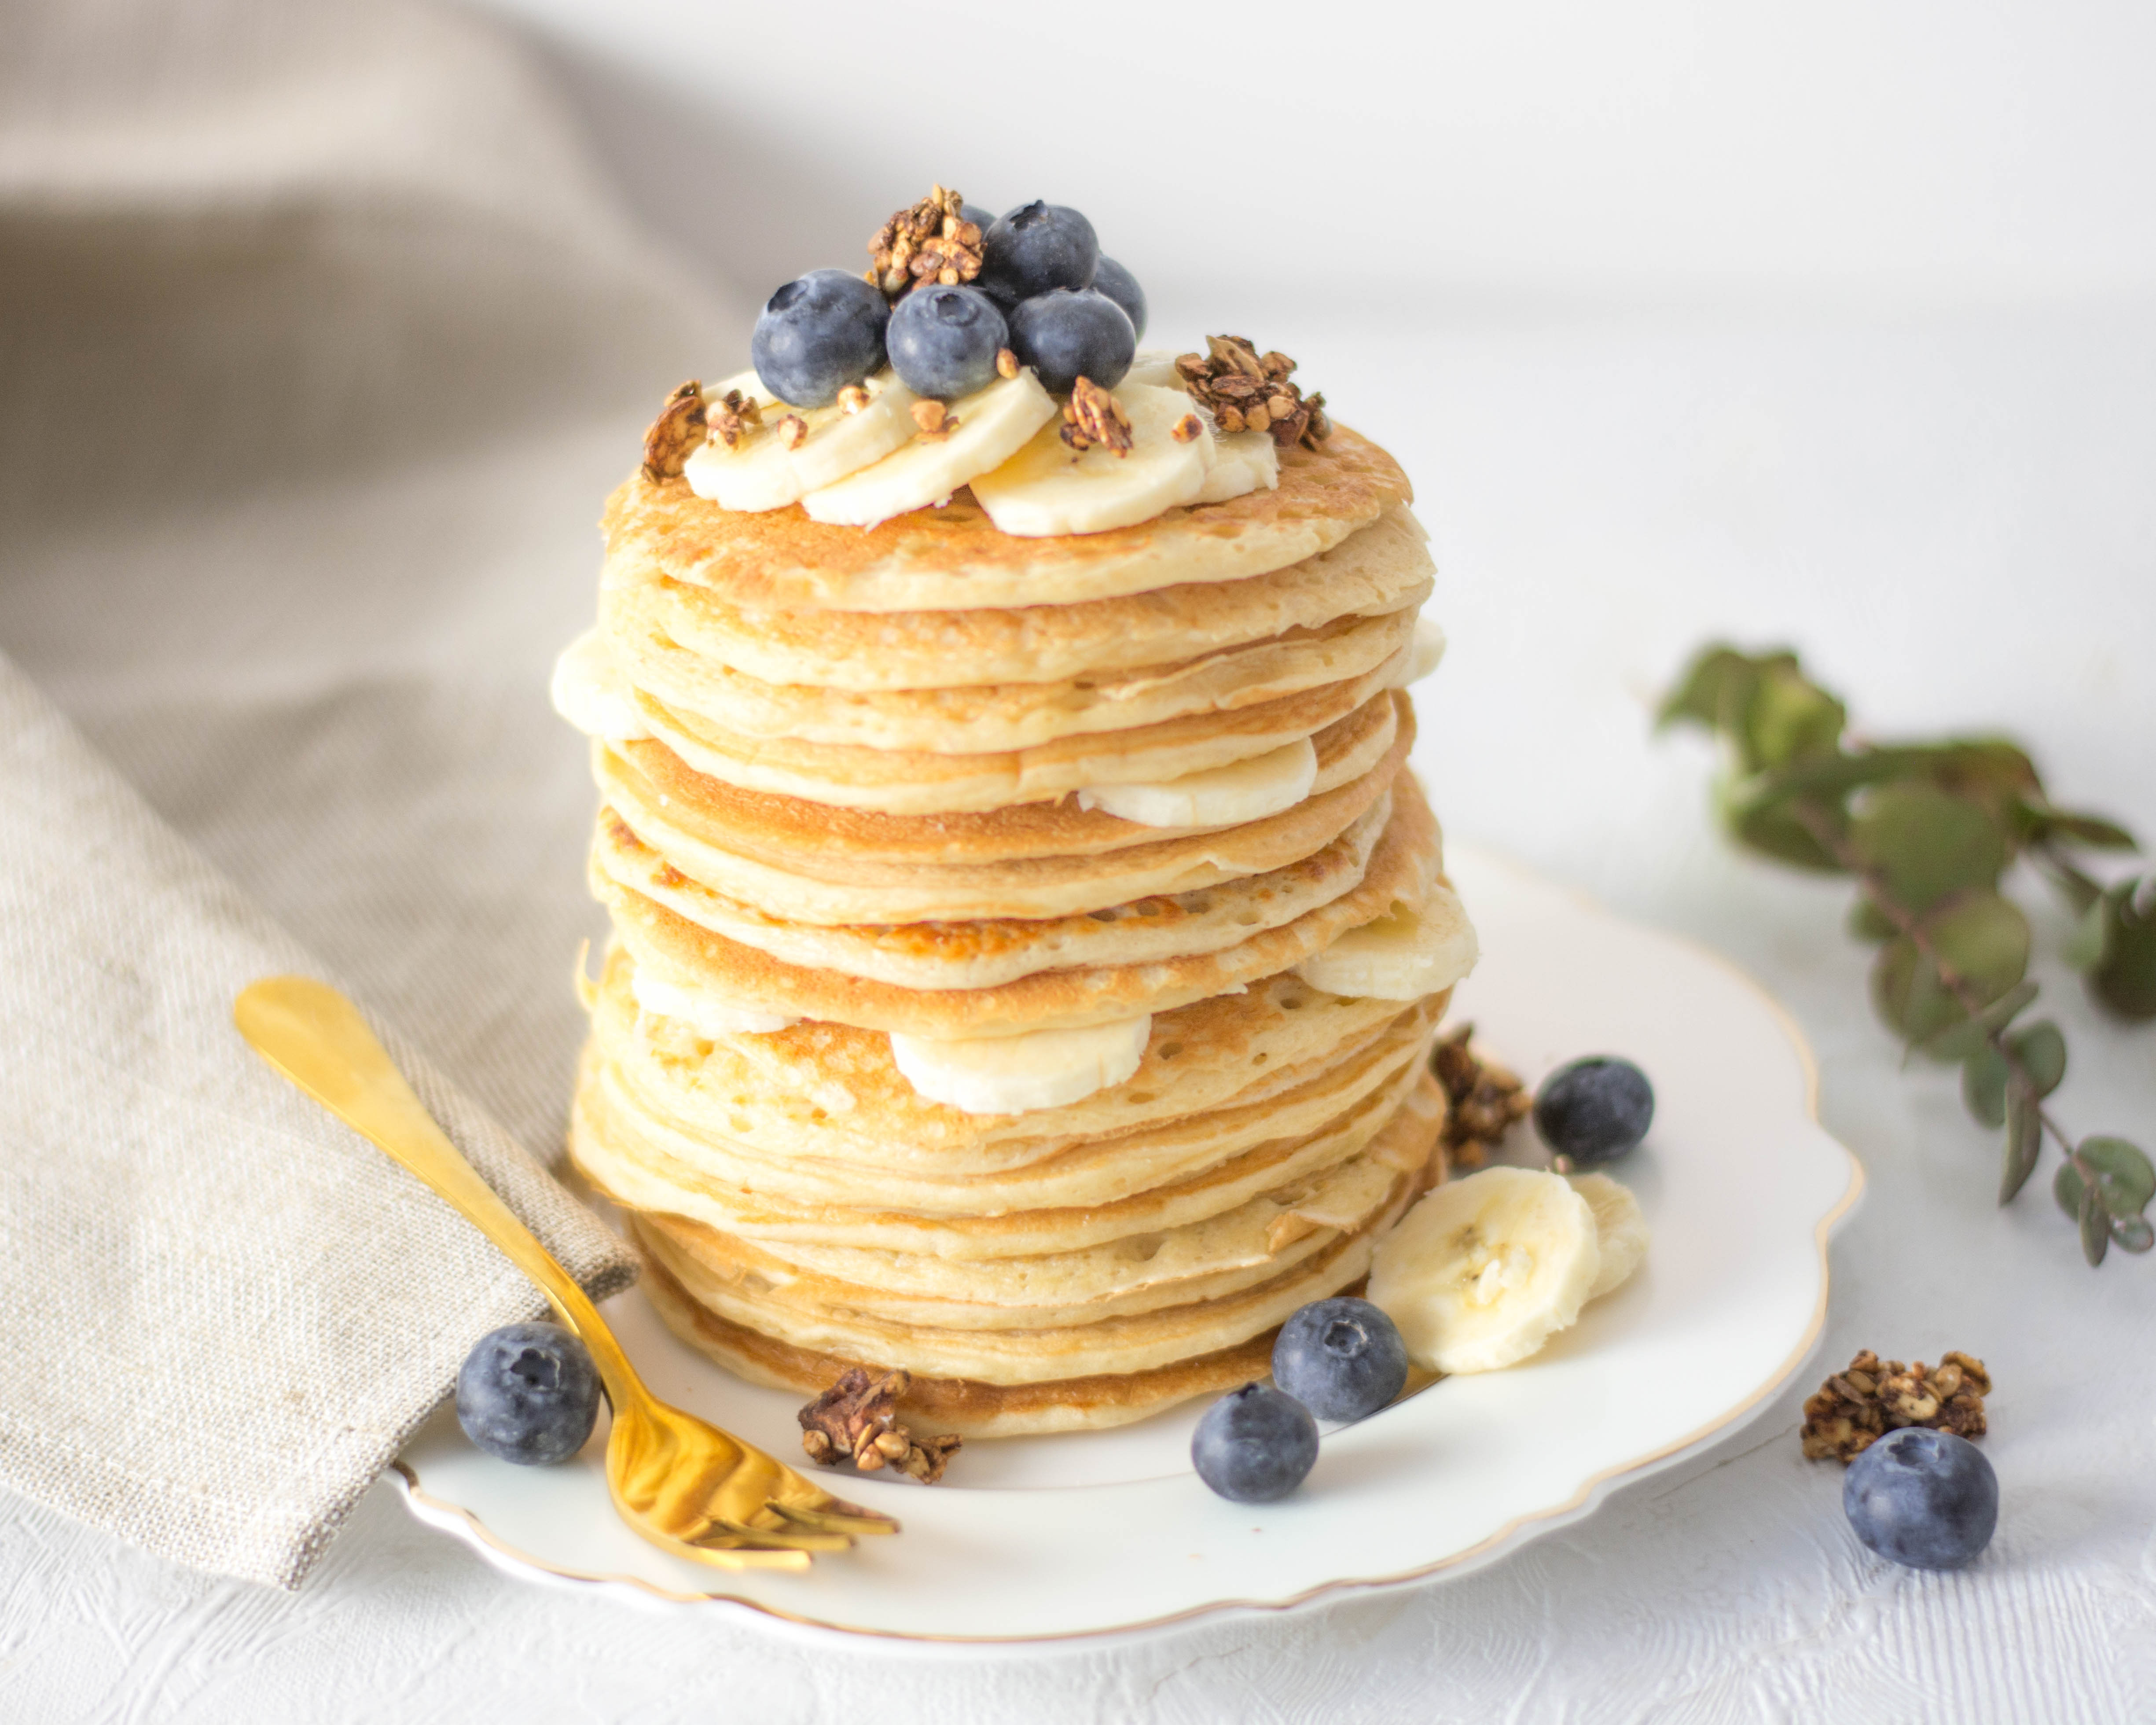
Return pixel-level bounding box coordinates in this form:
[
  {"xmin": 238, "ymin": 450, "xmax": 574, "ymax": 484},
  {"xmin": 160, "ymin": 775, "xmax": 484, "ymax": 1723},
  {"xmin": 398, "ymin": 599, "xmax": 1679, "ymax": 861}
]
[{"xmin": 0, "ymin": 655, "xmax": 637, "ymax": 1590}]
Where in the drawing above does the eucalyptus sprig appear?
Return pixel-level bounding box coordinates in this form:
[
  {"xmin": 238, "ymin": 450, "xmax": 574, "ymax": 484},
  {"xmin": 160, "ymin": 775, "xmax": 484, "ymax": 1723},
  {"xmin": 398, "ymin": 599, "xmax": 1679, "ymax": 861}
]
[{"xmin": 1660, "ymin": 645, "xmax": 2156, "ymax": 1266}]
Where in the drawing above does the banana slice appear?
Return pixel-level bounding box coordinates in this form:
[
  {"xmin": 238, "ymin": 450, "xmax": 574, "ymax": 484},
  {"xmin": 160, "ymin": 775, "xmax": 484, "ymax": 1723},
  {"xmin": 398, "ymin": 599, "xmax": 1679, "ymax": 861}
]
[
  {"xmin": 683, "ymin": 368, "xmax": 920, "ymax": 511},
  {"xmin": 1122, "ymin": 349, "xmax": 1187, "ymax": 389},
  {"xmin": 1076, "ymin": 736, "xmax": 1315, "ymax": 829},
  {"xmin": 1368, "ymin": 1166, "xmax": 1602, "ymax": 1373},
  {"xmin": 1196, "ymin": 428, "xmax": 1280, "ymax": 505},
  {"xmin": 1291, "ymin": 882, "xmax": 1478, "ymax": 1000},
  {"xmin": 971, "ymin": 383, "xmax": 1212, "ymax": 537},
  {"xmin": 630, "ymin": 969, "xmax": 797, "ymax": 1036},
  {"xmin": 1570, "ymin": 1172, "xmax": 1650, "ymax": 1299},
  {"xmin": 889, "ymin": 1015, "xmax": 1151, "ymax": 1115},
  {"xmin": 1390, "ymin": 616, "xmax": 1448, "ymax": 688},
  {"xmin": 801, "ymin": 370, "xmax": 1057, "ymax": 529},
  {"xmin": 551, "ymin": 626, "xmax": 649, "ymax": 743}
]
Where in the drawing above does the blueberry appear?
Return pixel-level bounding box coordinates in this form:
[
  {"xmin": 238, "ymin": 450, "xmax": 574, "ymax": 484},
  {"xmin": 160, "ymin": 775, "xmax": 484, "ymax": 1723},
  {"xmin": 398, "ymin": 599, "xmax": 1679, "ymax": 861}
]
[
  {"xmin": 981, "ymin": 201, "xmax": 1099, "ymax": 305},
  {"xmin": 1191, "ymin": 1382, "xmax": 1319, "ymax": 1502},
  {"xmin": 750, "ymin": 268, "xmax": 888, "ymax": 407},
  {"xmin": 1090, "ymin": 256, "xmax": 1147, "ymax": 344},
  {"xmin": 1271, "ymin": 1298, "xmax": 1408, "ymax": 1422},
  {"xmin": 886, "ymin": 285, "xmax": 1009, "ymax": 401},
  {"xmin": 456, "ymin": 1321, "xmax": 602, "ymax": 1466},
  {"xmin": 1843, "ymin": 1428, "xmax": 1998, "ymax": 1570},
  {"xmin": 1008, "ymin": 289, "xmax": 1136, "ymax": 394},
  {"xmin": 1533, "ymin": 1056, "xmax": 1655, "ymax": 1166}
]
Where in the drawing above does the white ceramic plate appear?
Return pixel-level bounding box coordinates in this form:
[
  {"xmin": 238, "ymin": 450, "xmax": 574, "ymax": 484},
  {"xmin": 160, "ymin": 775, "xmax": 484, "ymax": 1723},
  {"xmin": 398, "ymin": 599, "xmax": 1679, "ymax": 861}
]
[{"xmin": 393, "ymin": 846, "xmax": 1861, "ymax": 1646}]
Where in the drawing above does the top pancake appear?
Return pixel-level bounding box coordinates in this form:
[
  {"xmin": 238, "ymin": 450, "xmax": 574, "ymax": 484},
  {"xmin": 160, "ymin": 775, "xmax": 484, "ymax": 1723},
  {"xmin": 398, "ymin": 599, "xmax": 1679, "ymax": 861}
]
[
  {"xmin": 603, "ymin": 504, "xmax": 1433, "ymax": 691},
  {"xmin": 601, "ymin": 424, "xmax": 1412, "ymax": 613}
]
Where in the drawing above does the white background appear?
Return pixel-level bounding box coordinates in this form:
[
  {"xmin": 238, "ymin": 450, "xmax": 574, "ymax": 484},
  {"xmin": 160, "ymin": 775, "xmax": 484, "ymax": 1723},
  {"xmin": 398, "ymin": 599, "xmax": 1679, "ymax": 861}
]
[{"xmin": 8, "ymin": 0, "xmax": 2156, "ymax": 1718}]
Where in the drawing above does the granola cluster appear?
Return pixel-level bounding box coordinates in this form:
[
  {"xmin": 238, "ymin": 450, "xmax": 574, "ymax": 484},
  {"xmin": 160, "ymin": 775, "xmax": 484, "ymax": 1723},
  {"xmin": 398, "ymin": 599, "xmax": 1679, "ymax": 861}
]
[
  {"xmin": 1429, "ymin": 1021, "xmax": 1531, "ymax": 1170},
  {"xmin": 867, "ymin": 185, "xmax": 984, "ymax": 299},
  {"xmin": 1174, "ymin": 335, "xmax": 1331, "ymax": 449},
  {"xmin": 798, "ymin": 1366, "xmax": 962, "ymax": 1485},
  {"xmin": 1059, "ymin": 377, "xmax": 1134, "ymax": 455},
  {"xmin": 1800, "ymin": 1349, "xmax": 1991, "ymax": 1462},
  {"xmin": 640, "ymin": 380, "xmax": 708, "ymax": 481}
]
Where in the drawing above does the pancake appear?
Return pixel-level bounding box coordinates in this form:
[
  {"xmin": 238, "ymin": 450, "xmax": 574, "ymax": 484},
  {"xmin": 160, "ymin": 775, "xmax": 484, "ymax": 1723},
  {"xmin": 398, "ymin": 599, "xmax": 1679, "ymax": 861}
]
[
  {"xmin": 594, "ymin": 710, "xmax": 1412, "ymax": 925},
  {"xmin": 587, "ymin": 942, "xmax": 1439, "ymax": 1164},
  {"xmin": 600, "ymin": 784, "xmax": 1444, "ymax": 1036},
  {"xmin": 634, "ymin": 1079, "xmax": 1443, "ymax": 1327},
  {"xmin": 577, "ymin": 991, "xmax": 1442, "ymax": 1209},
  {"xmin": 591, "ymin": 772, "xmax": 1393, "ymax": 993},
  {"xmin": 577, "ymin": 1024, "xmax": 1427, "ymax": 1254},
  {"xmin": 601, "ymin": 423, "xmax": 1413, "ymax": 613},
  {"xmin": 638, "ymin": 1252, "xmax": 1282, "ymax": 1438},
  {"xmin": 612, "ymin": 603, "xmax": 1416, "ymax": 753},
  {"xmin": 606, "ymin": 503, "xmax": 1432, "ymax": 692},
  {"xmin": 633, "ymin": 672, "xmax": 1400, "ymax": 817}
]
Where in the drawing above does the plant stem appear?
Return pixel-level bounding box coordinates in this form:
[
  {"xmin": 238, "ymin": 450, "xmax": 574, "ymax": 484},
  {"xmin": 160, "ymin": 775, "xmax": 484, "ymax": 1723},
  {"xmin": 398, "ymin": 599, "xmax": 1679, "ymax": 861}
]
[{"xmin": 1785, "ymin": 797, "xmax": 2096, "ymax": 1188}]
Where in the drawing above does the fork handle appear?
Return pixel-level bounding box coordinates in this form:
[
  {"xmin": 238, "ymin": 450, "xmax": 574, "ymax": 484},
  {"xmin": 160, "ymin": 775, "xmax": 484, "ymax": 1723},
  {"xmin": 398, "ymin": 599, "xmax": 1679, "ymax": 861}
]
[{"xmin": 234, "ymin": 976, "xmax": 643, "ymax": 1409}]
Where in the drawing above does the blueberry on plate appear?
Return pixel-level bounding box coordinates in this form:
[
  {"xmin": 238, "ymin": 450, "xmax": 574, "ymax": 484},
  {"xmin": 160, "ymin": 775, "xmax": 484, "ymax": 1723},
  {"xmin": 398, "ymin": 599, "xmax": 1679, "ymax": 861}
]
[
  {"xmin": 1272, "ymin": 1297, "xmax": 1409, "ymax": 1422},
  {"xmin": 1007, "ymin": 288, "xmax": 1136, "ymax": 394},
  {"xmin": 886, "ymin": 284, "xmax": 1010, "ymax": 400},
  {"xmin": 1843, "ymin": 1427, "xmax": 1998, "ymax": 1570},
  {"xmin": 981, "ymin": 201, "xmax": 1099, "ymax": 304},
  {"xmin": 1090, "ymin": 256, "xmax": 1147, "ymax": 343},
  {"xmin": 456, "ymin": 1321, "xmax": 602, "ymax": 1466},
  {"xmin": 1533, "ymin": 1055, "xmax": 1654, "ymax": 1166},
  {"xmin": 750, "ymin": 268, "xmax": 889, "ymax": 407},
  {"xmin": 1192, "ymin": 1383, "xmax": 1319, "ymax": 1502}
]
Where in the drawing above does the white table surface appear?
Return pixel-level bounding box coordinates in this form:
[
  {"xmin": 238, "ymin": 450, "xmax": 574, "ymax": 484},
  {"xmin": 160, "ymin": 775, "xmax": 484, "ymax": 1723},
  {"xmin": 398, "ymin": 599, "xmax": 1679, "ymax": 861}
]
[{"xmin": 6, "ymin": 298, "xmax": 2152, "ymax": 1721}]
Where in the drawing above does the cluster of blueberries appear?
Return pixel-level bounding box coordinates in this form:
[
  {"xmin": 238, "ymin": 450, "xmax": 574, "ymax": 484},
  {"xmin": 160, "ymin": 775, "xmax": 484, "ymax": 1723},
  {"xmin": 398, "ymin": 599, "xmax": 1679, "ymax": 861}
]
[
  {"xmin": 753, "ymin": 201, "xmax": 1145, "ymax": 408},
  {"xmin": 450, "ymin": 1050, "xmax": 1994, "ymax": 1570}
]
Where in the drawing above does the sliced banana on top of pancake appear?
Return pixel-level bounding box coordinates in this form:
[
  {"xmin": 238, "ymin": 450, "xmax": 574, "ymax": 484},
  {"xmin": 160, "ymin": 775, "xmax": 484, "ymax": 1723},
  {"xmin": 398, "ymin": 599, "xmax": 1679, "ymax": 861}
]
[
  {"xmin": 1368, "ymin": 1166, "xmax": 1602, "ymax": 1373},
  {"xmin": 889, "ymin": 1015, "xmax": 1151, "ymax": 1115},
  {"xmin": 683, "ymin": 368, "xmax": 920, "ymax": 511},
  {"xmin": 801, "ymin": 369, "xmax": 1058, "ymax": 529},
  {"xmin": 1077, "ymin": 736, "xmax": 1316, "ymax": 829},
  {"xmin": 1196, "ymin": 428, "xmax": 1280, "ymax": 505},
  {"xmin": 971, "ymin": 383, "xmax": 1213, "ymax": 537},
  {"xmin": 629, "ymin": 967, "xmax": 798, "ymax": 1036},
  {"xmin": 1292, "ymin": 882, "xmax": 1477, "ymax": 1000}
]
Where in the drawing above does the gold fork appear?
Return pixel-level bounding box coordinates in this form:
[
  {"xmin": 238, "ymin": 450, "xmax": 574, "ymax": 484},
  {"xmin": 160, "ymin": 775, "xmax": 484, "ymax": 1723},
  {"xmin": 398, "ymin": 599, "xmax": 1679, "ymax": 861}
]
[{"xmin": 234, "ymin": 975, "xmax": 898, "ymax": 1571}]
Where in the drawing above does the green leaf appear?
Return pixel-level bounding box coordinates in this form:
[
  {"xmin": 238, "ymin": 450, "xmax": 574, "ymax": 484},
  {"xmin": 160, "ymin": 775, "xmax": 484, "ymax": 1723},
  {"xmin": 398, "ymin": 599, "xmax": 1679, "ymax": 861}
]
[
  {"xmin": 1965, "ymin": 1045, "xmax": 2010, "ymax": 1129},
  {"xmin": 2004, "ymin": 1019, "xmax": 2066, "ymax": 1099},
  {"xmin": 1739, "ymin": 661, "xmax": 1847, "ymax": 774},
  {"xmin": 2080, "ymin": 1177, "xmax": 2110, "ymax": 1266},
  {"xmin": 2077, "ymin": 1136, "xmax": 2156, "ymax": 1218},
  {"xmin": 1850, "ymin": 784, "xmax": 2007, "ymax": 913},
  {"xmin": 2026, "ymin": 806, "xmax": 2138, "ymax": 851},
  {"xmin": 2064, "ymin": 895, "xmax": 2109, "ymax": 969},
  {"xmin": 1848, "ymin": 895, "xmax": 1898, "ymax": 942},
  {"xmin": 1913, "ymin": 979, "xmax": 2037, "ymax": 1066},
  {"xmin": 1929, "ymin": 892, "xmax": 2032, "ymax": 1000},
  {"xmin": 1875, "ymin": 892, "xmax": 2032, "ymax": 1046},
  {"xmin": 1999, "ymin": 1087, "xmax": 2041, "ymax": 1202},
  {"xmin": 1723, "ymin": 786, "xmax": 1846, "ymax": 872},
  {"xmin": 2113, "ymin": 1216, "xmax": 2155, "ymax": 1254},
  {"xmin": 1657, "ymin": 646, "xmax": 1766, "ymax": 733},
  {"xmin": 2089, "ymin": 878, "xmax": 2156, "ymax": 1022}
]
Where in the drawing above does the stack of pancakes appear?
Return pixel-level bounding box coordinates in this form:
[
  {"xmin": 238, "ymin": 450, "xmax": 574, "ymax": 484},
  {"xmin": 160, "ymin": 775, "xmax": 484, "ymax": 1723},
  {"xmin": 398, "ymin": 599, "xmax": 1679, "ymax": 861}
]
[{"xmin": 563, "ymin": 420, "xmax": 1475, "ymax": 1437}]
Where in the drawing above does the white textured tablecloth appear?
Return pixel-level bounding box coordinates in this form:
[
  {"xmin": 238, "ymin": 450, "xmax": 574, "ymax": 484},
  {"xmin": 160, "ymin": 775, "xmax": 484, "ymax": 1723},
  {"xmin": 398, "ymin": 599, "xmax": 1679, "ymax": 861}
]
[{"xmin": 3, "ymin": 0, "xmax": 2153, "ymax": 1718}]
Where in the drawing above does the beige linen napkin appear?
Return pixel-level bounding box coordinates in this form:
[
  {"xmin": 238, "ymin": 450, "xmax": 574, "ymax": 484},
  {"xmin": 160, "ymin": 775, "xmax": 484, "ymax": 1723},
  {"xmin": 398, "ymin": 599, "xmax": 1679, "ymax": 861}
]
[
  {"xmin": 0, "ymin": 654, "xmax": 637, "ymax": 1589},
  {"xmin": 0, "ymin": 0, "xmax": 745, "ymax": 1590}
]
